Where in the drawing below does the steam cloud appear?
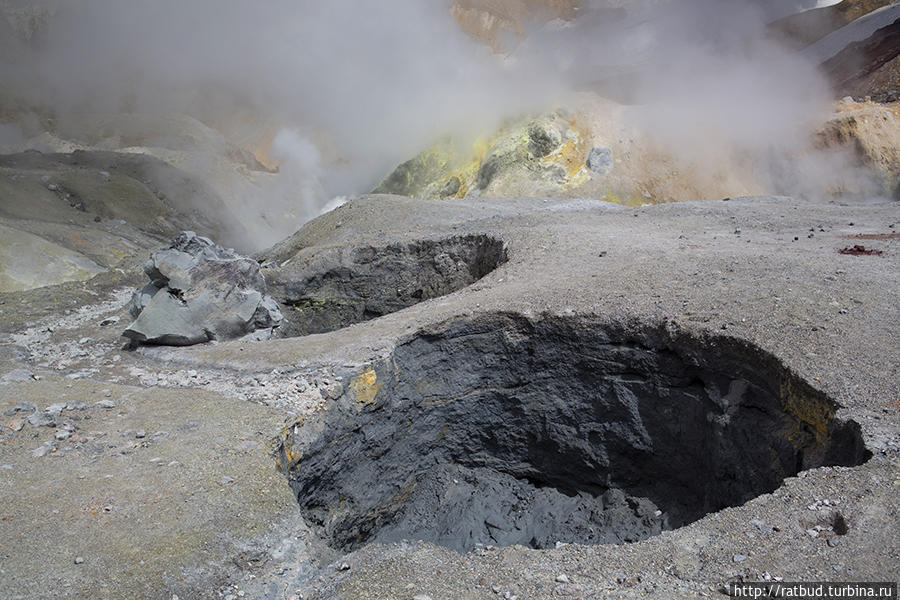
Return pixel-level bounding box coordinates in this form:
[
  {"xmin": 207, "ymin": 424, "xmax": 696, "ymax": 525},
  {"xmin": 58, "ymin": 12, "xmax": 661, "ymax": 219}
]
[{"xmin": 0, "ymin": 0, "xmax": 878, "ymax": 249}]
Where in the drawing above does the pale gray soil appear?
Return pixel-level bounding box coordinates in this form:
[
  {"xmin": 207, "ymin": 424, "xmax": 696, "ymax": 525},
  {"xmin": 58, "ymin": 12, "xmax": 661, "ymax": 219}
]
[{"xmin": 0, "ymin": 193, "xmax": 897, "ymax": 599}]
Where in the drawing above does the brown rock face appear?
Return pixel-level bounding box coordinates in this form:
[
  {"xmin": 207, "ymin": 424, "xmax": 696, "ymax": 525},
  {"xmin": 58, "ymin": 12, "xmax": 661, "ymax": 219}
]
[
  {"xmin": 817, "ymin": 100, "xmax": 900, "ymax": 196},
  {"xmin": 768, "ymin": 1, "xmax": 900, "ymax": 101},
  {"xmin": 821, "ymin": 17, "xmax": 900, "ymax": 99},
  {"xmin": 451, "ymin": 0, "xmax": 579, "ymax": 51},
  {"xmin": 769, "ymin": 0, "xmax": 895, "ymax": 48}
]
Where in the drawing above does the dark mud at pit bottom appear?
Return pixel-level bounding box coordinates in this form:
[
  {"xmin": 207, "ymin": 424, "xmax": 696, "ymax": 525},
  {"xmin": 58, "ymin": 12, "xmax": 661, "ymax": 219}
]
[{"xmin": 275, "ymin": 313, "xmax": 870, "ymax": 553}]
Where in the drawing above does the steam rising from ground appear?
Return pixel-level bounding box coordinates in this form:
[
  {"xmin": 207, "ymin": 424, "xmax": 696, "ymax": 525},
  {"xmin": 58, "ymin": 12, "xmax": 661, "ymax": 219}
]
[{"xmin": 0, "ymin": 0, "xmax": 879, "ymax": 248}]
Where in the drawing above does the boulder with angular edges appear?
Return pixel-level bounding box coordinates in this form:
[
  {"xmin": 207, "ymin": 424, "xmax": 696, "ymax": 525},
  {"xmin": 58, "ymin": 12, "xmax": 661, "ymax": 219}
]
[{"xmin": 123, "ymin": 231, "xmax": 282, "ymax": 345}]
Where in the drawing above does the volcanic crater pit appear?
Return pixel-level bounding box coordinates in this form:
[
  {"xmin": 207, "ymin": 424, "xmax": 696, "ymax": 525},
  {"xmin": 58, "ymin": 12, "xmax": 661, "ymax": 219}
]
[
  {"xmin": 275, "ymin": 313, "xmax": 869, "ymax": 553},
  {"xmin": 266, "ymin": 234, "xmax": 507, "ymax": 337}
]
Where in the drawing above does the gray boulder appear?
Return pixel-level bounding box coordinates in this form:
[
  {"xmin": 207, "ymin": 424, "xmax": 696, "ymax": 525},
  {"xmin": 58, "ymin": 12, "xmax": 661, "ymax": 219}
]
[
  {"xmin": 587, "ymin": 146, "xmax": 613, "ymax": 176},
  {"xmin": 123, "ymin": 231, "xmax": 282, "ymax": 345}
]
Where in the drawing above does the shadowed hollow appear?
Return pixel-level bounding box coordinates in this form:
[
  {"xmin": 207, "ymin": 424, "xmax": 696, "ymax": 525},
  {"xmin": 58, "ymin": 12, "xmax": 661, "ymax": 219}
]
[{"xmin": 275, "ymin": 313, "xmax": 871, "ymax": 553}]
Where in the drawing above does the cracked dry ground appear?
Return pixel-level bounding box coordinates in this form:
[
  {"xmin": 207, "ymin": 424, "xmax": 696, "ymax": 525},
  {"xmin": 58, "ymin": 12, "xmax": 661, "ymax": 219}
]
[{"xmin": 0, "ymin": 194, "xmax": 898, "ymax": 599}]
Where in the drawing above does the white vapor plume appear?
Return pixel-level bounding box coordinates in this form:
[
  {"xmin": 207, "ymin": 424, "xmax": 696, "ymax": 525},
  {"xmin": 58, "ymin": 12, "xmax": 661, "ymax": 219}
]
[
  {"xmin": 0, "ymin": 0, "xmax": 562, "ymax": 248},
  {"xmin": 0, "ymin": 0, "xmax": 883, "ymax": 249},
  {"xmin": 270, "ymin": 129, "xmax": 323, "ymax": 223},
  {"xmin": 515, "ymin": 0, "xmax": 871, "ymax": 199}
]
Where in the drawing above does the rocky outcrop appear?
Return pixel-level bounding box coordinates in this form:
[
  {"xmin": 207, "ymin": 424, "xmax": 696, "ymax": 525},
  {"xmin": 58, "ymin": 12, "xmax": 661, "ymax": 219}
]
[
  {"xmin": 818, "ymin": 8, "xmax": 900, "ymax": 97},
  {"xmin": 372, "ymin": 103, "xmax": 766, "ymax": 205},
  {"xmin": 123, "ymin": 231, "xmax": 282, "ymax": 345},
  {"xmin": 373, "ymin": 110, "xmax": 592, "ymax": 200}
]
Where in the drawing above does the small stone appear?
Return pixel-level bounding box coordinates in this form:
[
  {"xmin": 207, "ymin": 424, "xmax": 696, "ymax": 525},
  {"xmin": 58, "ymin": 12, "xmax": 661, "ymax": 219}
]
[
  {"xmin": 221, "ymin": 476, "xmax": 235, "ymax": 484},
  {"xmin": 135, "ymin": 430, "xmax": 146, "ymax": 439},
  {"xmin": 838, "ymin": 309, "xmax": 848, "ymax": 314},
  {"xmin": 555, "ymin": 574, "xmax": 570, "ymax": 584},
  {"xmin": 828, "ymin": 538, "xmax": 840, "ymax": 547},
  {"xmin": 55, "ymin": 429, "xmax": 72, "ymax": 441},
  {"xmin": 734, "ymin": 228, "xmax": 741, "ymax": 234},
  {"xmin": 32, "ymin": 442, "xmax": 55, "ymax": 457},
  {"xmin": 2, "ymin": 370, "xmax": 35, "ymax": 384},
  {"xmin": 96, "ymin": 400, "xmax": 116, "ymax": 409},
  {"xmin": 806, "ymin": 528, "xmax": 819, "ymax": 538},
  {"xmin": 339, "ymin": 562, "xmax": 350, "ymax": 571},
  {"xmin": 750, "ymin": 519, "xmax": 770, "ymax": 533},
  {"xmin": 98, "ymin": 317, "xmax": 119, "ymax": 327},
  {"xmin": 28, "ymin": 412, "xmax": 57, "ymax": 427},
  {"xmin": 6, "ymin": 418, "xmax": 25, "ymax": 431},
  {"xmin": 74, "ymin": 556, "xmax": 84, "ymax": 564},
  {"xmin": 733, "ymin": 554, "xmax": 748, "ymax": 563},
  {"xmin": 4, "ymin": 402, "xmax": 36, "ymax": 416},
  {"xmin": 412, "ymin": 595, "xmax": 433, "ymax": 600},
  {"xmin": 492, "ymin": 586, "xmax": 502, "ymax": 594}
]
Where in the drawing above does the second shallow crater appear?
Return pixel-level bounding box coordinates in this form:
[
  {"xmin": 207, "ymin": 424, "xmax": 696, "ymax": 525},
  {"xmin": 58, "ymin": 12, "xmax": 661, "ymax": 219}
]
[{"xmin": 264, "ymin": 234, "xmax": 507, "ymax": 337}]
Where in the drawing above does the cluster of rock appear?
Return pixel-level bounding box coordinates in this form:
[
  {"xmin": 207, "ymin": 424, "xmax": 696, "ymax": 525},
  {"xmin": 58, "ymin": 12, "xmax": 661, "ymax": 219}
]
[{"xmin": 123, "ymin": 231, "xmax": 282, "ymax": 346}]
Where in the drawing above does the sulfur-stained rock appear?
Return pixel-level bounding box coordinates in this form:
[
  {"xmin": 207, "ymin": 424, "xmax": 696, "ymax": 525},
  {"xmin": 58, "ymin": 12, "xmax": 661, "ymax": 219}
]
[{"xmin": 373, "ymin": 110, "xmax": 590, "ymax": 201}]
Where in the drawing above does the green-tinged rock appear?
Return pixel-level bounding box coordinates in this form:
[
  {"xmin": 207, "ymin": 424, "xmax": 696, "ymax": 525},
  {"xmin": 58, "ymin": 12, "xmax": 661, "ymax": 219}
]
[
  {"xmin": 372, "ymin": 137, "xmax": 462, "ymax": 199},
  {"xmin": 373, "ymin": 111, "xmax": 591, "ymax": 201},
  {"xmin": 0, "ymin": 223, "xmax": 104, "ymax": 291}
]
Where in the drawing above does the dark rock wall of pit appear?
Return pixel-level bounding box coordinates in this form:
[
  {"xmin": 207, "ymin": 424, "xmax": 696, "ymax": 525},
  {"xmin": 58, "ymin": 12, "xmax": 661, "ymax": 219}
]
[
  {"xmin": 275, "ymin": 313, "xmax": 869, "ymax": 552},
  {"xmin": 264, "ymin": 235, "xmax": 507, "ymax": 337}
]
